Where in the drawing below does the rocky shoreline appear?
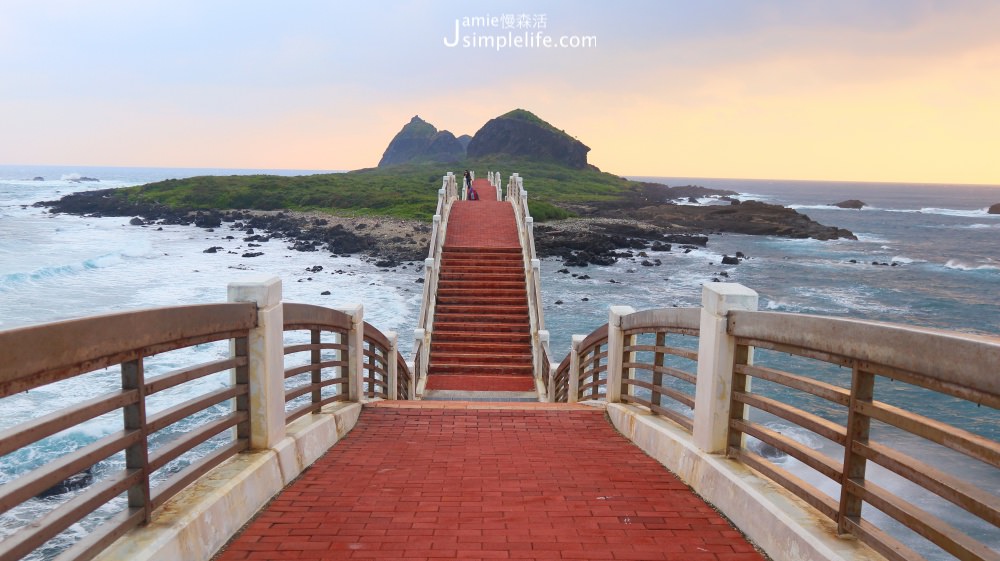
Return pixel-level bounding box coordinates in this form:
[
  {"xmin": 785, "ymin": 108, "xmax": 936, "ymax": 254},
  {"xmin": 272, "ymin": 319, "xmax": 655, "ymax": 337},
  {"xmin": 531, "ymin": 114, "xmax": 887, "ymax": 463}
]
[{"xmin": 37, "ymin": 187, "xmax": 856, "ymax": 268}]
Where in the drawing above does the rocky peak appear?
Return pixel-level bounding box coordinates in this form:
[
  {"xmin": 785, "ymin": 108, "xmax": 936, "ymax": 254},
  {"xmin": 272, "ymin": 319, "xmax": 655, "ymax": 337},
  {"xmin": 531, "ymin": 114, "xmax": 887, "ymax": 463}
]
[
  {"xmin": 466, "ymin": 109, "xmax": 591, "ymax": 169},
  {"xmin": 378, "ymin": 116, "xmax": 466, "ymax": 167}
]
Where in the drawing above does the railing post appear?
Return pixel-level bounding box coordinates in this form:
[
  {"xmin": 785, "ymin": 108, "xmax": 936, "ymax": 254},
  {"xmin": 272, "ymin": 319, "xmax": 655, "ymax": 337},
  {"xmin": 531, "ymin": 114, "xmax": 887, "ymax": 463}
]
[
  {"xmin": 606, "ymin": 305, "xmax": 636, "ymax": 403},
  {"xmin": 568, "ymin": 335, "xmax": 584, "ymax": 403},
  {"xmin": 386, "ymin": 331, "xmax": 399, "ymax": 400},
  {"xmin": 413, "ymin": 328, "xmax": 426, "ymax": 381},
  {"xmin": 338, "ymin": 304, "xmax": 364, "ymax": 402},
  {"xmin": 228, "ymin": 276, "xmax": 285, "ymax": 449},
  {"xmin": 693, "ymin": 283, "xmax": 758, "ymax": 454},
  {"xmin": 537, "ymin": 329, "xmax": 549, "ymax": 388}
]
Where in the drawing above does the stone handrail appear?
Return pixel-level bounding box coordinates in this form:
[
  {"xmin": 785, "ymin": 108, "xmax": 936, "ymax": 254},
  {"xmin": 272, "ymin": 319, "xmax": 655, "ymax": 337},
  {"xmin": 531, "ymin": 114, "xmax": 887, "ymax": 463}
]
[
  {"xmin": 0, "ymin": 278, "xmax": 411, "ymax": 561},
  {"xmin": 412, "ymin": 172, "xmax": 459, "ymax": 385},
  {"xmin": 505, "ymin": 172, "xmax": 550, "ymax": 396},
  {"xmin": 554, "ymin": 283, "xmax": 1000, "ymax": 561}
]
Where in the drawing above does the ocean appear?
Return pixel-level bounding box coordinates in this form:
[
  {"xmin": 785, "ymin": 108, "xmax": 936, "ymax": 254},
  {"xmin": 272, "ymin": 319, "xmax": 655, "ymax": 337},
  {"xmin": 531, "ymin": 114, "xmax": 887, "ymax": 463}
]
[{"xmin": 1, "ymin": 165, "xmax": 998, "ymax": 559}]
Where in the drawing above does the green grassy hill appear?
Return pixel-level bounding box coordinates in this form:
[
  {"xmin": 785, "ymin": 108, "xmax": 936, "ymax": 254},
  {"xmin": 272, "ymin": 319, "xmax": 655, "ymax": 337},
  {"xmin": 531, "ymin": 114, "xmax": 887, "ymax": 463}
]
[{"xmin": 120, "ymin": 158, "xmax": 640, "ymax": 222}]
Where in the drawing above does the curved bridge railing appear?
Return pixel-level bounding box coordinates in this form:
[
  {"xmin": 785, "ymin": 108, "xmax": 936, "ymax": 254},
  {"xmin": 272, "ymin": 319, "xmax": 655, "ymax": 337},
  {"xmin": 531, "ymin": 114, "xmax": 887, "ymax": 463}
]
[
  {"xmin": 553, "ymin": 284, "xmax": 999, "ymax": 561},
  {"xmin": 0, "ymin": 279, "xmax": 411, "ymax": 561}
]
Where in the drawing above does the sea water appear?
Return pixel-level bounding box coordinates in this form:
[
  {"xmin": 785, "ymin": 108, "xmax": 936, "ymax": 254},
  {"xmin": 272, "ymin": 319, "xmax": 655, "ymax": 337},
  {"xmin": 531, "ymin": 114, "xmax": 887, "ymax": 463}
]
[{"xmin": 1, "ymin": 166, "xmax": 998, "ymax": 559}]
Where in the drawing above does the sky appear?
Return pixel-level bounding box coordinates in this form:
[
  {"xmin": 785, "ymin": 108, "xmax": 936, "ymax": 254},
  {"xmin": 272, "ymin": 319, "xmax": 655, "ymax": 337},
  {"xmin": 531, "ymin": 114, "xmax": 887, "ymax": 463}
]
[{"xmin": 2, "ymin": 0, "xmax": 999, "ymax": 185}]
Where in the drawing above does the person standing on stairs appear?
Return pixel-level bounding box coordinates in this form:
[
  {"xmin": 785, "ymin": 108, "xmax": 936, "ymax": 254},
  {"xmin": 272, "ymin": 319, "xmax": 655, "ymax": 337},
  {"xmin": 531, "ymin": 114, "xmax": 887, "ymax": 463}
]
[{"xmin": 464, "ymin": 170, "xmax": 479, "ymax": 200}]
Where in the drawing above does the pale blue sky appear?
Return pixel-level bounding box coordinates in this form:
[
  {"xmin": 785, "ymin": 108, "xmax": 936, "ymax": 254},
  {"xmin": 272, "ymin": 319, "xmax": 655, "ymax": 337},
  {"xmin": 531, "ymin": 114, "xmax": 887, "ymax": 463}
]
[{"xmin": 2, "ymin": 1, "xmax": 999, "ymax": 183}]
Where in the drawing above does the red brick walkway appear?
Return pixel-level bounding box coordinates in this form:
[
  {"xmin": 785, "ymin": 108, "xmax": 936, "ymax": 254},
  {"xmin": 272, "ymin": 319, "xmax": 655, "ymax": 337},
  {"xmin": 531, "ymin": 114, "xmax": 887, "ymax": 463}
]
[{"xmin": 216, "ymin": 403, "xmax": 766, "ymax": 560}]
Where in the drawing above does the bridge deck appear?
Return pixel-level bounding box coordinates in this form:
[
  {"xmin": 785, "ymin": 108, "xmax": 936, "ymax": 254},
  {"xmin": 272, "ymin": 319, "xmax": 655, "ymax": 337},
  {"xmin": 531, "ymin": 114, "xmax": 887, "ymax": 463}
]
[{"xmin": 216, "ymin": 402, "xmax": 766, "ymax": 560}]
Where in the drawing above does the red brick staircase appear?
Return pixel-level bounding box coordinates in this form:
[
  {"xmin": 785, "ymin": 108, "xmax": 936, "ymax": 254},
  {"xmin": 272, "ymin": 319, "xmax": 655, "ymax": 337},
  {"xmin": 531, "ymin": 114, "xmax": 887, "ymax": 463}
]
[{"xmin": 424, "ymin": 179, "xmax": 537, "ymax": 395}]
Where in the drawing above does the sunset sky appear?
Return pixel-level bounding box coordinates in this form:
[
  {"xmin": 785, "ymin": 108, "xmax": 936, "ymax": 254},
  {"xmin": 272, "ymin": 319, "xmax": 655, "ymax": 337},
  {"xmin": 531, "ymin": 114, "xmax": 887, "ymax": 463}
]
[{"xmin": 2, "ymin": 1, "xmax": 999, "ymax": 184}]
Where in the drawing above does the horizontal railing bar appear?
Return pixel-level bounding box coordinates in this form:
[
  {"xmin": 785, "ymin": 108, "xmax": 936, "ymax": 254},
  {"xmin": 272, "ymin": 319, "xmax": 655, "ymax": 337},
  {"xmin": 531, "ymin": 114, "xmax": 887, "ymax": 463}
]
[
  {"xmin": 855, "ymin": 440, "xmax": 1000, "ymax": 526},
  {"xmin": 50, "ymin": 507, "xmax": 145, "ymax": 561},
  {"xmin": 858, "ymin": 400, "xmax": 1000, "ymax": 468},
  {"xmin": 283, "ymin": 323, "xmax": 348, "ymax": 334},
  {"xmin": 0, "ymin": 389, "xmax": 137, "ymax": 457},
  {"xmin": 624, "ymin": 344, "xmax": 699, "ymax": 362},
  {"xmin": 363, "ymin": 321, "xmax": 391, "ymax": 349},
  {"xmin": 734, "ymin": 391, "xmax": 847, "ymax": 445},
  {"xmin": 731, "ymin": 419, "xmax": 843, "ymax": 481},
  {"xmin": 860, "ymin": 363, "xmax": 1000, "ymax": 411},
  {"xmin": 620, "ymin": 307, "xmax": 701, "ymax": 333},
  {"xmin": 0, "ymin": 303, "xmax": 256, "ymax": 394},
  {"xmin": 578, "ymin": 380, "xmax": 606, "ymax": 394},
  {"xmin": 624, "ymin": 326, "xmax": 700, "ymax": 338},
  {"xmin": 284, "ymin": 360, "xmax": 347, "ymax": 379},
  {"xmin": 623, "ymin": 361, "xmax": 696, "ymax": 385},
  {"xmin": 145, "ymin": 356, "xmax": 246, "ymax": 396},
  {"xmin": 622, "ymin": 378, "xmax": 694, "ymax": 409},
  {"xmin": 0, "ymin": 429, "xmax": 141, "ymax": 515},
  {"xmin": 364, "ymin": 378, "xmax": 388, "ymax": 390},
  {"xmin": 365, "ymin": 365, "xmax": 388, "ymax": 377},
  {"xmin": 285, "ymin": 377, "xmax": 348, "ymax": 403},
  {"xmin": 578, "ymin": 324, "xmax": 609, "ymax": 351},
  {"xmin": 735, "ymin": 363, "xmax": 851, "ymax": 406},
  {"xmin": 729, "ymin": 446, "xmax": 839, "ymax": 521},
  {"xmin": 728, "ymin": 310, "xmax": 1000, "ymax": 399},
  {"xmin": 621, "ymin": 395, "xmax": 693, "ymax": 430},
  {"xmin": 282, "ymin": 303, "xmax": 352, "ymax": 331},
  {"xmin": 146, "ymin": 386, "xmax": 244, "ymax": 435},
  {"xmin": 647, "ymin": 402, "xmax": 693, "ymax": 431},
  {"xmin": 848, "ymin": 479, "xmax": 1000, "ymax": 561},
  {"xmin": 735, "ymin": 336, "xmax": 855, "ymax": 368},
  {"xmin": 285, "ymin": 393, "xmax": 348, "ymax": 422},
  {"xmin": 0, "ymin": 468, "xmax": 141, "ymax": 561},
  {"xmin": 580, "ymin": 353, "xmax": 608, "ymax": 370},
  {"xmin": 150, "ymin": 439, "xmax": 247, "ymax": 511},
  {"xmin": 148, "ymin": 414, "xmax": 245, "ymax": 474},
  {"xmin": 844, "ymin": 517, "xmax": 928, "ymax": 561},
  {"xmin": 283, "ymin": 342, "xmax": 346, "ymax": 355}
]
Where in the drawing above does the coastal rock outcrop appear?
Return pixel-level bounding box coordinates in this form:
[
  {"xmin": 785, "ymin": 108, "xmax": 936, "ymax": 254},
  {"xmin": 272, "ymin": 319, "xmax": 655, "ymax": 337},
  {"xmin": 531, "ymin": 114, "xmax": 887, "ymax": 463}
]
[
  {"xmin": 377, "ymin": 116, "xmax": 465, "ymax": 167},
  {"xmin": 467, "ymin": 109, "xmax": 591, "ymax": 169},
  {"xmin": 831, "ymin": 199, "xmax": 866, "ymax": 209},
  {"xmin": 988, "ymin": 203, "xmax": 1000, "ymax": 215}
]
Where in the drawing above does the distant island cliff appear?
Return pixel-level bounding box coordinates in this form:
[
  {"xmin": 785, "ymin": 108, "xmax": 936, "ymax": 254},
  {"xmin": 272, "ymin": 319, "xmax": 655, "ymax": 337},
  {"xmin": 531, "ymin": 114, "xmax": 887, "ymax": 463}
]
[{"xmin": 40, "ymin": 108, "xmax": 856, "ymax": 266}]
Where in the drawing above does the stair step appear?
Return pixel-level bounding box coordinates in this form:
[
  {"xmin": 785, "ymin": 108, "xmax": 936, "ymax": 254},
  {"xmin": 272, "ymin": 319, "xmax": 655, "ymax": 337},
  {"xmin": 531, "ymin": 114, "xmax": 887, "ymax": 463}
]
[
  {"xmin": 436, "ymin": 292, "xmax": 526, "ymax": 302},
  {"xmin": 431, "ymin": 332, "xmax": 531, "ymax": 344},
  {"xmin": 428, "ymin": 363, "xmax": 534, "ymax": 375},
  {"xmin": 433, "ymin": 313, "xmax": 527, "ymax": 324},
  {"xmin": 429, "ymin": 352, "xmax": 532, "ymax": 365},
  {"xmin": 438, "ymin": 280, "xmax": 524, "ymax": 290},
  {"xmin": 431, "ymin": 341, "xmax": 533, "ymax": 353},
  {"xmin": 439, "ymin": 272, "xmax": 524, "ymax": 282},
  {"xmin": 444, "ymin": 247, "xmax": 520, "ymax": 255},
  {"xmin": 433, "ymin": 322, "xmax": 530, "ymax": 333},
  {"xmin": 435, "ymin": 304, "xmax": 528, "ymax": 315}
]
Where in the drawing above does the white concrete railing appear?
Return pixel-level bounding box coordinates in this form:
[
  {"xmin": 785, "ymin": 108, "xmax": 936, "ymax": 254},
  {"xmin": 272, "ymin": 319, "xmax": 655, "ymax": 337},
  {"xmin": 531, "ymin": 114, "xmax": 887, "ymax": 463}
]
[
  {"xmin": 553, "ymin": 282, "xmax": 1000, "ymax": 561},
  {"xmin": 506, "ymin": 172, "xmax": 551, "ymax": 398},
  {"xmin": 412, "ymin": 172, "xmax": 460, "ymax": 388},
  {"xmin": 488, "ymin": 170, "xmax": 503, "ymax": 201},
  {"xmin": 0, "ymin": 276, "xmax": 409, "ymax": 561}
]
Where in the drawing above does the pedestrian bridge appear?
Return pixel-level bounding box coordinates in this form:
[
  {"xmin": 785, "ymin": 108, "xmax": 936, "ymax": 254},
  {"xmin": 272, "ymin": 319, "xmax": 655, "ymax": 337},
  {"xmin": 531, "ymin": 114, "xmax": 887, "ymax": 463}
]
[{"xmin": 0, "ymin": 173, "xmax": 997, "ymax": 561}]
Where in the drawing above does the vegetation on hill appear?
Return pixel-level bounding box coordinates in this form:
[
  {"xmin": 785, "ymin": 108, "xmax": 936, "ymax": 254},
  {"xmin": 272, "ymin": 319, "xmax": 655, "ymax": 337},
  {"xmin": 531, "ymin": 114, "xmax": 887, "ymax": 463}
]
[{"xmin": 117, "ymin": 157, "xmax": 643, "ymax": 222}]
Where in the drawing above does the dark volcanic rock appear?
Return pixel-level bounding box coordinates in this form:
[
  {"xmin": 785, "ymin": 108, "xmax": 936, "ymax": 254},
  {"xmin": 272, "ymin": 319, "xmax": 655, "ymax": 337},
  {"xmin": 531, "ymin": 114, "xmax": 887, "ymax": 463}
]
[
  {"xmin": 129, "ymin": 217, "xmax": 145, "ymax": 226},
  {"xmin": 989, "ymin": 203, "xmax": 1000, "ymax": 215},
  {"xmin": 466, "ymin": 109, "xmax": 590, "ymax": 169},
  {"xmin": 378, "ymin": 116, "xmax": 465, "ymax": 166},
  {"xmin": 831, "ymin": 199, "xmax": 866, "ymax": 209},
  {"xmin": 721, "ymin": 255, "xmax": 739, "ymax": 265}
]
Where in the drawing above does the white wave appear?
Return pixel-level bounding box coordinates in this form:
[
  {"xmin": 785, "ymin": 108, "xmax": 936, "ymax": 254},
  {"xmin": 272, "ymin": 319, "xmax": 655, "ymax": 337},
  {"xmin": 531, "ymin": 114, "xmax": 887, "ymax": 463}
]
[
  {"xmin": 943, "ymin": 259, "xmax": 1000, "ymax": 272},
  {"xmin": 884, "ymin": 207, "xmax": 996, "ymax": 218},
  {"xmin": 891, "ymin": 256, "xmax": 923, "ymax": 264},
  {"xmin": 963, "ymin": 223, "xmax": 999, "ymax": 229},
  {"xmin": 787, "ymin": 203, "xmax": 880, "ymax": 211}
]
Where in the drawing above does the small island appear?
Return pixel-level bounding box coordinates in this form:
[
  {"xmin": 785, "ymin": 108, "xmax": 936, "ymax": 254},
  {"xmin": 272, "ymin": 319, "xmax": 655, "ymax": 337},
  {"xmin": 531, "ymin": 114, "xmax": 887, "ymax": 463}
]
[{"xmin": 39, "ymin": 109, "xmax": 856, "ymax": 266}]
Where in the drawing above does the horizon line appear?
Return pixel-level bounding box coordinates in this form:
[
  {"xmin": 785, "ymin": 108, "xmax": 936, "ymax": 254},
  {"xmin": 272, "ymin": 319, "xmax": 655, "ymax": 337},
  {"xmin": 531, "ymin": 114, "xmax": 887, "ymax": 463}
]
[{"xmin": 2, "ymin": 162, "xmax": 999, "ymax": 189}]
